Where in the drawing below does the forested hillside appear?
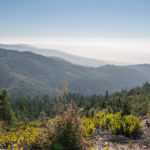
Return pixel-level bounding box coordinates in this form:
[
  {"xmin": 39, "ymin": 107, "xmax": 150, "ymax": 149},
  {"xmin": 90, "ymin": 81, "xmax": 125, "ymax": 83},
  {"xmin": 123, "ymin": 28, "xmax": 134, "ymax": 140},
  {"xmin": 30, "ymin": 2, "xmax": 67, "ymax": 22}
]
[{"xmin": 1, "ymin": 48, "xmax": 150, "ymax": 97}]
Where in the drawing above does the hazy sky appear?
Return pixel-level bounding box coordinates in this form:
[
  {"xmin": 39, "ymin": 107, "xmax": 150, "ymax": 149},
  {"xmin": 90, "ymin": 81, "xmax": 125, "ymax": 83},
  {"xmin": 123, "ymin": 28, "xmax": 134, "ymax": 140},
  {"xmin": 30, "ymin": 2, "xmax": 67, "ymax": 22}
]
[{"xmin": 0, "ymin": 0, "xmax": 150, "ymax": 63}]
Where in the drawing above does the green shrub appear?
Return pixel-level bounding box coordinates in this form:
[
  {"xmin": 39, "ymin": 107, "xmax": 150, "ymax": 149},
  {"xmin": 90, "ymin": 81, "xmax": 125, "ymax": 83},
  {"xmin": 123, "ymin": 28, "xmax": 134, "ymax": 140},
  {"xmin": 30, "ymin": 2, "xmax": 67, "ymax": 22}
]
[
  {"xmin": 94, "ymin": 111, "xmax": 142, "ymax": 136},
  {"xmin": 82, "ymin": 118, "xmax": 95, "ymax": 138},
  {"xmin": 122, "ymin": 115, "xmax": 143, "ymax": 136},
  {"xmin": 108, "ymin": 112, "xmax": 123, "ymax": 134},
  {"xmin": 46, "ymin": 101, "xmax": 89, "ymax": 150},
  {"xmin": 94, "ymin": 111, "xmax": 106, "ymax": 128}
]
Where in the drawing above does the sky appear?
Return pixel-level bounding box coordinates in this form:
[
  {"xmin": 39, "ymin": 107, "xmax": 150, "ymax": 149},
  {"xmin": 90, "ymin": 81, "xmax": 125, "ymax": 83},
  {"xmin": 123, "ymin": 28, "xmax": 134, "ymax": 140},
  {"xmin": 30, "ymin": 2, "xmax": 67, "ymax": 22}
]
[{"xmin": 0, "ymin": 0, "xmax": 150, "ymax": 63}]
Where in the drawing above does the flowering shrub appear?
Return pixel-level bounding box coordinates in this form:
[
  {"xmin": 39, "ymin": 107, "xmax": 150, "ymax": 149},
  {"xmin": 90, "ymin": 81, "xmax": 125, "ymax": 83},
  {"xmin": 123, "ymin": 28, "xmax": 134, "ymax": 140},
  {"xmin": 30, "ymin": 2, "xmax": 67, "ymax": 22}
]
[
  {"xmin": 82, "ymin": 118, "xmax": 95, "ymax": 138},
  {"xmin": 107, "ymin": 112, "xmax": 123, "ymax": 134},
  {"xmin": 122, "ymin": 115, "xmax": 143, "ymax": 136},
  {"xmin": 94, "ymin": 111, "xmax": 142, "ymax": 136},
  {"xmin": 0, "ymin": 126, "xmax": 47, "ymax": 148}
]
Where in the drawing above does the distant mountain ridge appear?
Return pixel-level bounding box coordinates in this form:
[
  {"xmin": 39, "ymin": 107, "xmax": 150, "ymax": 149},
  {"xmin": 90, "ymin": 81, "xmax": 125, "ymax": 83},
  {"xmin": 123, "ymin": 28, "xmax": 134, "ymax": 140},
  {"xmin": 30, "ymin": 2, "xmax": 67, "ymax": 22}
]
[
  {"xmin": 0, "ymin": 44, "xmax": 128, "ymax": 67},
  {"xmin": 0, "ymin": 48, "xmax": 150, "ymax": 97}
]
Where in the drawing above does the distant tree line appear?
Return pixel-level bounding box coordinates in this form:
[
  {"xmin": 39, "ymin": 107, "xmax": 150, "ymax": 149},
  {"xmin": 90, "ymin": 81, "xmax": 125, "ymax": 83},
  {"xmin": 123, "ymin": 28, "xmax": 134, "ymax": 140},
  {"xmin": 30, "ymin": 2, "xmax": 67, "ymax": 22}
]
[{"xmin": 0, "ymin": 82, "xmax": 150, "ymax": 125}]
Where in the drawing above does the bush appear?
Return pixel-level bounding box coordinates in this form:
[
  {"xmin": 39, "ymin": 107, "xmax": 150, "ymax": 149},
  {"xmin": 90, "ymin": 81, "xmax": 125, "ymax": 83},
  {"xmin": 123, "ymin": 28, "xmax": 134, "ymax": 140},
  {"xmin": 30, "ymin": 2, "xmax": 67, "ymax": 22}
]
[
  {"xmin": 82, "ymin": 118, "xmax": 95, "ymax": 139},
  {"xmin": 94, "ymin": 111, "xmax": 106, "ymax": 128},
  {"xmin": 45, "ymin": 101, "xmax": 89, "ymax": 150},
  {"xmin": 0, "ymin": 126, "xmax": 47, "ymax": 148},
  {"xmin": 107, "ymin": 112, "xmax": 123, "ymax": 134},
  {"xmin": 94, "ymin": 111, "xmax": 142, "ymax": 136},
  {"xmin": 122, "ymin": 115, "xmax": 143, "ymax": 136}
]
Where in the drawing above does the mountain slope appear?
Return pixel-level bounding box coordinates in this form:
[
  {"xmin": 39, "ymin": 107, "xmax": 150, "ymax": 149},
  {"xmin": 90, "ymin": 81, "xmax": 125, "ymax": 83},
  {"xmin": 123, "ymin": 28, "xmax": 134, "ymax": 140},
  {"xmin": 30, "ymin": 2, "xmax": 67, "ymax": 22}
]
[
  {"xmin": 0, "ymin": 48, "xmax": 150, "ymax": 97},
  {"xmin": 0, "ymin": 44, "xmax": 127, "ymax": 67}
]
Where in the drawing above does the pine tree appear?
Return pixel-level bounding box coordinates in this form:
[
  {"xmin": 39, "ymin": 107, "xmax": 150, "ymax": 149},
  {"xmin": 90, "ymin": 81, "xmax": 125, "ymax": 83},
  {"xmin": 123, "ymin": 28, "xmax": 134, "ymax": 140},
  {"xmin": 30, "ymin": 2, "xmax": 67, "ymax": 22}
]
[
  {"xmin": 16, "ymin": 99, "xmax": 28, "ymax": 123},
  {"xmin": 0, "ymin": 89, "xmax": 15, "ymax": 125}
]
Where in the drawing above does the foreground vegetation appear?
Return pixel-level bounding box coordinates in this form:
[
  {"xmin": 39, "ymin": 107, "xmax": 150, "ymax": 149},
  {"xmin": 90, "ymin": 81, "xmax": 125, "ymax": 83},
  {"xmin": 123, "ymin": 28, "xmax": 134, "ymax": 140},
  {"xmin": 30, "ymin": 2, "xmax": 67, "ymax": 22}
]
[{"xmin": 1, "ymin": 83, "xmax": 150, "ymax": 149}]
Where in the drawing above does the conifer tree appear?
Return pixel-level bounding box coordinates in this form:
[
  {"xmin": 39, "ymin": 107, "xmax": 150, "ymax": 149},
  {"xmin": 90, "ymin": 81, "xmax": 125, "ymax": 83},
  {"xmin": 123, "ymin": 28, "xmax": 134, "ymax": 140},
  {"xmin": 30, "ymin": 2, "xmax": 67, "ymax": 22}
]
[
  {"xmin": 0, "ymin": 89, "xmax": 14, "ymax": 125},
  {"xmin": 16, "ymin": 99, "xmax": 28, "ymax": 123}
]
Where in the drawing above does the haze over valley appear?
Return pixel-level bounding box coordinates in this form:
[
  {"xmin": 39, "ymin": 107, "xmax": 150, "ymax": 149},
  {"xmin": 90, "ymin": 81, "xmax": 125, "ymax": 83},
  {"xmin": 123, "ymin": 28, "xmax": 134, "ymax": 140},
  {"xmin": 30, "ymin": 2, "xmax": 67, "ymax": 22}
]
[{"xmin": 0, "ymin": 44, "xmax": 127, "ymax": 67}]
